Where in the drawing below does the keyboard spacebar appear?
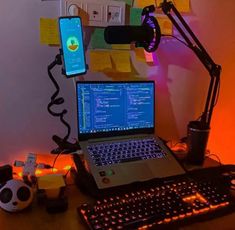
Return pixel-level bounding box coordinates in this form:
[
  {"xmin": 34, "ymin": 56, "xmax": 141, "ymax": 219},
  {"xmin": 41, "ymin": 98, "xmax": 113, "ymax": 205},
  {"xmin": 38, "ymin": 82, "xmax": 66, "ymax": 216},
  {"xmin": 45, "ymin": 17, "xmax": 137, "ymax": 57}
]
[
  {"xmin": 120, "ymin": 157, "xmax": 142, "ymax": 163},
  {"xmin": 123, "ymin": 214, "xmax": 161, "ymax": 229}
]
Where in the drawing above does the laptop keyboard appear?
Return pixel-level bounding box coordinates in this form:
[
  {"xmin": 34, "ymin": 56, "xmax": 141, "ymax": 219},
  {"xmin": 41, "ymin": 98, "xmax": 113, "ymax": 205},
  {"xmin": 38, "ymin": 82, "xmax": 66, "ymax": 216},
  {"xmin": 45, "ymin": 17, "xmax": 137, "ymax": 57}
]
[{"xmin": 87, "ymin": 138, "xmax": 166, "ymax": 166}]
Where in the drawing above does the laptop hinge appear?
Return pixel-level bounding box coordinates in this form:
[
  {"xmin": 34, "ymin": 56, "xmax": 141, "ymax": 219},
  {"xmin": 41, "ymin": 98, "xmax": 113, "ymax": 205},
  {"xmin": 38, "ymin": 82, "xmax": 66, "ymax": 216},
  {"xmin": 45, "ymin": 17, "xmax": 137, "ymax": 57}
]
[{"xmin": 88, "ymin": 134, "xmax": 154, "ymax": 143}]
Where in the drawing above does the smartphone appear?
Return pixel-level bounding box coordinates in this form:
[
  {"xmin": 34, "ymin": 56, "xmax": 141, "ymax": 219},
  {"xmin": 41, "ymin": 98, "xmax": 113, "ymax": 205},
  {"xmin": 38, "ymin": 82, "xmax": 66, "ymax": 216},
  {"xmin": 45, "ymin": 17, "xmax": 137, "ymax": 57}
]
[{"xmin": 58, "ymin": 16, "xmax": 87, "ymax": 77}]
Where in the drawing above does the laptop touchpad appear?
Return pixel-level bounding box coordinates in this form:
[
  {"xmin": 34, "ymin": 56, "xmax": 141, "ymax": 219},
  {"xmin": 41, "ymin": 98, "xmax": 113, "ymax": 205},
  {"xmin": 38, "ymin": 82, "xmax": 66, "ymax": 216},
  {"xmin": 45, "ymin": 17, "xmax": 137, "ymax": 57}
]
[{"xmin": 121, "ymin": 163, "xmax": 154, "ymax": 181}]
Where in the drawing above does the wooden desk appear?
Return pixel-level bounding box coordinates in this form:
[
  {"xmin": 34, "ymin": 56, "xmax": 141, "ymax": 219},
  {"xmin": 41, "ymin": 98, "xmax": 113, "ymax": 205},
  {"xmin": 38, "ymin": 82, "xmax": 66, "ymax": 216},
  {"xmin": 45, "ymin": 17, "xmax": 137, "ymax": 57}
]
[{"xmin": 0, "ymin": 159, "xmax": 234, "ymax": 230}]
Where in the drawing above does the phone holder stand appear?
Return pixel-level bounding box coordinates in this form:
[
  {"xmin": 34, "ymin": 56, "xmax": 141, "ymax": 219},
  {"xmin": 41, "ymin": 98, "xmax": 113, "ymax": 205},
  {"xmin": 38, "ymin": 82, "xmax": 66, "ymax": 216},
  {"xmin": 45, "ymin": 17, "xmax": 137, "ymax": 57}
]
[{"xmin": 47, "ymin": 50, "xmax": 80, "ymax": 154}]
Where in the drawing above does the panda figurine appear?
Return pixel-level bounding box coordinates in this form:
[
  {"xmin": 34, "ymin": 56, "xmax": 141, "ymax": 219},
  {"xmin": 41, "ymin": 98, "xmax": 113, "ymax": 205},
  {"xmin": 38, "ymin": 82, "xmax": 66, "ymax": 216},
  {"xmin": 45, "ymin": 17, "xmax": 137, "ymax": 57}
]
[{"xmin": 0, "ymin": 179, "xmax": 33, "ymax": 212}]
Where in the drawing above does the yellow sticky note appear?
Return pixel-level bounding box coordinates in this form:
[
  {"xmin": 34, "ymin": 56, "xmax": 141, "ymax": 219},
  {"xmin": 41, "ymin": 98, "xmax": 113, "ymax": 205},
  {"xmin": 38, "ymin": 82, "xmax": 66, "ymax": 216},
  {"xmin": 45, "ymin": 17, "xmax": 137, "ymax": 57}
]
[
  {"xmin": 174, "ymin": 0, "xmax": 190, "ymax": 13},
  {"xmin": 157, "ymin": 17, "xmax": 173, "ymax": 35},
  {"xmin": 37, "ymin": 174, "xmax": 65, "ymax": 190},
  {"xmin": 110, "ymin": 51, "xmax": 131, "ymax": 72},
  {"xmin": 112, "ymin": 44, "xmax": 130, "ymax": 50},
  {"xmin": 89, "ymin": 50, "xmax": 112, "ymax": 72},
  {"xmin": 40, "ymin": 18, "xmax": 59, "ymax": 45},
  {"xmin": 135, "ymin": 48, "xmax": 146, "ymax": 62},
  {"xmin": 135, "ymin": 0, "xmax": 156, "ymax": 8},
  {"xmin": 156, "ymin": 0, "xmax": 164, "ymax": 7},
  {"xmin": 157, "ymin": 0, "xmax": 190, "ymax": 13},
  {"xmin": 157, "ymin": 0, "xmax": 175, "ymax": 8}
]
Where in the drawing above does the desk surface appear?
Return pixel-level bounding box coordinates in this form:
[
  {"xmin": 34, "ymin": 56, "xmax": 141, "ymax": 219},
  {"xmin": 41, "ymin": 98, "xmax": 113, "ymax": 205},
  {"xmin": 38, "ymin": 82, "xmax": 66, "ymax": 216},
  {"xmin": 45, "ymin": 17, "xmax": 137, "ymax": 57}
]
[{"xmin": 0, "ymin": 159, "xmax": 234, "ymax": 230}]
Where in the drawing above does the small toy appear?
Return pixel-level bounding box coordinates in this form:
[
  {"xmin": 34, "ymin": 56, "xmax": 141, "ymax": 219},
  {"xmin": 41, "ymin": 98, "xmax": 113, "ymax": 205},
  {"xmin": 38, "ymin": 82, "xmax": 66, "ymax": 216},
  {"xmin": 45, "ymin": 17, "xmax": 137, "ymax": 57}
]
[
  {"xmin": 14, "ymin": 153, "xmax": 51, "ymax": 184},
  {"xmin": 0, "ymin": 179, "xmax": 33, "ymax": 212}
]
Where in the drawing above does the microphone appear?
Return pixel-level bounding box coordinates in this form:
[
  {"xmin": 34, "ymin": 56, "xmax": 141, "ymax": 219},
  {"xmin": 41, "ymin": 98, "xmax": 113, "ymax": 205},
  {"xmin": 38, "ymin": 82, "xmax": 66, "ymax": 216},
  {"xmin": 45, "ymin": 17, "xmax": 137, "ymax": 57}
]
[
  {"xmin": 104, "ymin": 25, "xmax": 153, "ymax": 44},
  {"xmin": 104, "ymin": 7, "xmax": 161, "ymax": 52}
]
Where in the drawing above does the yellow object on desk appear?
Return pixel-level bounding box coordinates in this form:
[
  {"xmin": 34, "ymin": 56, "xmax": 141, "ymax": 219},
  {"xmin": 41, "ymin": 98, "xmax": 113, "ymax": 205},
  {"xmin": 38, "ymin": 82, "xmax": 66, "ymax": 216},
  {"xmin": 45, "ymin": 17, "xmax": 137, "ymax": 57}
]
[{"xmin": 37, "ymin": 174, "xmax": 65, "ymax": 199}]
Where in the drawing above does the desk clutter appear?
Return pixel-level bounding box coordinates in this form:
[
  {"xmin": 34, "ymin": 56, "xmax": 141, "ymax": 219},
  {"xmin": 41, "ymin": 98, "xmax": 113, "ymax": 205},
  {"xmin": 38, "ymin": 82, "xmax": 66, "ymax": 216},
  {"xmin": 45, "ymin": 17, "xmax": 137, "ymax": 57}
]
[
  {"xmin": 0, "ymin": 153, "xmax": 72, "ymax": 214},
  {"xmin": 1, "ymin": 153, "xmax": 235, "ymax": 229},
  {"xmin": 0, "ymin": 171, "xmax": 68, "ymax": 214}
]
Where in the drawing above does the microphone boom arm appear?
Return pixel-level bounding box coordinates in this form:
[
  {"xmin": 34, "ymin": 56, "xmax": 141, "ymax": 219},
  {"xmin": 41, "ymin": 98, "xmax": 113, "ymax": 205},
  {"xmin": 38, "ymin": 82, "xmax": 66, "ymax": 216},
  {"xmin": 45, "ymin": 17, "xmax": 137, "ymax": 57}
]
[{"xmin": 160, "ymin": 1, "xmax": 221, "ymax": 128}]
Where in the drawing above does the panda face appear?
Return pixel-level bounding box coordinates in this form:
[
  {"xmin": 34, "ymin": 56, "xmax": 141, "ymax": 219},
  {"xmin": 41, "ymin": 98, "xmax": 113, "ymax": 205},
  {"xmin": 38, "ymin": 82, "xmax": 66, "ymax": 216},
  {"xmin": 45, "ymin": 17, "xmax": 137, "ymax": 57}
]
[{"xmin": 0, "ymin": 179, "xmax": 33, "ymax": 212}]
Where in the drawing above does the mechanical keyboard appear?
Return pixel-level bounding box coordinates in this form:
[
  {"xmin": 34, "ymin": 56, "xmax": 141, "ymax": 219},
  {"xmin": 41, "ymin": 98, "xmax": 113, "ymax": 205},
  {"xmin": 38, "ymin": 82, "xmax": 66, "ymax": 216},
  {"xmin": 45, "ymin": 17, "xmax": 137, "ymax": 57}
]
[
  {"xmin": 87, "ymin": 138, "xmax": 166, "ymax": 166},
  {"xmin": 78, "ymin": 165, "xmax": 235, "ymax": 229}
]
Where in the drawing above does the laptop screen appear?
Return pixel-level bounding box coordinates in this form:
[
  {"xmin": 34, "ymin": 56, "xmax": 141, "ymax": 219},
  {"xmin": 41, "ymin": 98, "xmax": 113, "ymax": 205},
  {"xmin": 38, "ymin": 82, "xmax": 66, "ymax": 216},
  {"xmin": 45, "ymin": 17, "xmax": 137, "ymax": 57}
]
[{"xmin": 76, "ymin": 81, "xmax": 155, "ymax": 140}]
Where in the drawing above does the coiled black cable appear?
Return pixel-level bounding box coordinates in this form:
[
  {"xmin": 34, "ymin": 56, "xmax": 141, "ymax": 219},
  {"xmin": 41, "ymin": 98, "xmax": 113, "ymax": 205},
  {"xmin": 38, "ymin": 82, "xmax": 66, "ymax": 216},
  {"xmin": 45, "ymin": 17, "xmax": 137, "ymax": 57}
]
[{"xmin": 47, "ymin": 53, "xmax": 71, "ymax": 153}]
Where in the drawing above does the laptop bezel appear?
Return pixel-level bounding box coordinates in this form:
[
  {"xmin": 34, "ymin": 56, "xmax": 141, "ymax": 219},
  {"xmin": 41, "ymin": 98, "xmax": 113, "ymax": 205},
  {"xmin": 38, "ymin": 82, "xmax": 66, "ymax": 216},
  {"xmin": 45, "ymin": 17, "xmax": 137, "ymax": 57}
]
[{"xmin": 76, "ymin": 81, "xmax": 155, "ymax": 141}]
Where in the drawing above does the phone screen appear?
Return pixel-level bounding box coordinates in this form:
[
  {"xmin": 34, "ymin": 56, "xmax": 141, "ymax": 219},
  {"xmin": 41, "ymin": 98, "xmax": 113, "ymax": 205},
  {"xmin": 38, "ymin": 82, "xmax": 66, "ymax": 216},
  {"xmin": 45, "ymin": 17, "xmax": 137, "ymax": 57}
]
[{"xmin": 59, "ymin": 16, "xmax": 87, "ymax": 77}]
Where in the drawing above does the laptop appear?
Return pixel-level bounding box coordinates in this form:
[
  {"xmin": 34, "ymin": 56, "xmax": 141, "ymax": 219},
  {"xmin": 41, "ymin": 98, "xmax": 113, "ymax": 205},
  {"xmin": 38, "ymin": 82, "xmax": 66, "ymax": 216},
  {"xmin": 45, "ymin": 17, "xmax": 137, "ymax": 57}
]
[{"xmin": 76, "ymin": 81, "xmax": 185, "ymax": 189}]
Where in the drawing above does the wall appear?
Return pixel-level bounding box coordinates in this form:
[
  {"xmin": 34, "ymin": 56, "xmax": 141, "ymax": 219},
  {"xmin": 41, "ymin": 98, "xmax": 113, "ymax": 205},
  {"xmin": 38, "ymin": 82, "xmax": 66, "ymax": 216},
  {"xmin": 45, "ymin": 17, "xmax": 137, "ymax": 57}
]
[
  {"xmin": 0, "ymin": 0, "xmax": 234, "ymax": 165},
  {"xmin": 0, "ymin": 0, "xmax": 62, "ymax": 164},
  {"xmin": 192, "ymin": 1, "xmax": 235, "ymax": 164}
]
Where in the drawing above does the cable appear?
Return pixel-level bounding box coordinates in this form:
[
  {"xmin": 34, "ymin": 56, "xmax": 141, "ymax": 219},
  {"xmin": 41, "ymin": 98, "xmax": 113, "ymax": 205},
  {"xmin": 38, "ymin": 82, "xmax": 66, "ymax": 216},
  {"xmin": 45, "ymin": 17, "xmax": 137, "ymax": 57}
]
[
  {"xmin": 51, "ymin": 152, "xmax": 62, "ymax": 172},
  {"xmin": 161, "ymin": 34, "xmax": 190, "ymax": 48},
  {"xmin": 166, "ymin": 136, "xmax": 187, "ymax": 149},
  {"xmin": 205, "ymin": 153, "xmax": 222, "ymax": 166},
  {"xmin": 46, "ymin": 52, "xmax": 82, "ymax": 155},
  {"xmin": 72, "ymin": 77, "xmax": 77, "ymax": 93},
  {"xmin": 213, "ymin": 78, "xmax": 221, "ymax": 107},
  {"xmin": 47, "ymin": 54, "xmax": 71, "ymax": 143},
  {"xmin": 64, "ymin": 167, "xmax": 72, "ymax": 179},
  {"xmin": 50, "ymin": 149, "xmax": 66, "ymax": 171},
  {"xmin": 194, "ymin": 77, "xmax": 220, "ymax": 123}
]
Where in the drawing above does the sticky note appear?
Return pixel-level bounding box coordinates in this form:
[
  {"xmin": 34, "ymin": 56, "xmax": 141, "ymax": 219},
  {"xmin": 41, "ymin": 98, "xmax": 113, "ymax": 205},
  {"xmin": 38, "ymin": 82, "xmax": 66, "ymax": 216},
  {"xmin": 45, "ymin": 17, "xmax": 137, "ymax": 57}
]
[
  {"xmin": 135, "ymin": 48, "xmax": 146, "ymax": 62},
  {"xmin": 157, "ymin": 0, "xmax": 190, "ymax": 12},
  {"xmin": 37, "ymin": 174, "xmax": 65, "ymax": 190},
  {"xmin": 110, "ymin": 51, "xmax": 131, "ymax": 72},
  {"xmin": 157, "ymin": 17, "xmax": 173, "ymax": 35},
  {"xmin": 112, "ymin": 44, "xmax": 130, "ymax": 50},
  {"xmin": 135, "ymin": 47, "xmax": 155, "ymax": 63},
  {"xmin": 130, "ymin": 8, "xmax": 142, "ymax": 25},
  {"xmin": 144, "ymin": 50, "xmax": 154, "ymax": 63},
  {"xmin": 40, "ymin": 18, "xmax": 60, "ymax": 45},
  {"xmin": 135, "ymin": 0, "xmax": 156, "ymax": 8},
  {"xmin": 156, "ymin": 0, "xmax": 164, "ymax": 7},
  {"xmin": 91, "ymin": 28, "xmax": 112, "ymax": 49},
  {"xmin": 157, "ymin": 0, "xmax": 174, "ymax": 8},
  {"xmin": 89, "ymin": 50, "xmax": 112, "ymax": 72},
  {"xmin": 174, "ymin": 0, "xmax": 190, "ymax": 13}
]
